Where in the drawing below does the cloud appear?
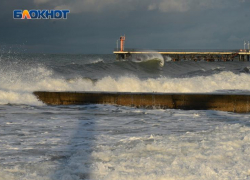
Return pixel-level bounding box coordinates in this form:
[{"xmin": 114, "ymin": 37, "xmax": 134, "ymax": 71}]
[
  {"xmin": 33, "ymin": 0, "xmax": 51, "ymax": 4},
  {"xmin": 32, "ymin": 0, "xmax": 242, "ymax": 14},
  {"xmin": 149, "ymin": 0, "xmax": 235, "ymax": 13},
  {"xmin": 54, "ymin": 0, "xmax": 120, "ymax": 13},
  {"xmin": 159, "ymin": 0, "xmax": 190, "ymax": 12},
  {"xmin": 33, "ymin": 0, "xmax": 141, "ymax": 13}
]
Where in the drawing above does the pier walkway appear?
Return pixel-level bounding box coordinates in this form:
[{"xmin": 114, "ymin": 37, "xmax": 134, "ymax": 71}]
[{"xmin": 114, "ymin": 48, "xmax": 250, "ymax": 62}]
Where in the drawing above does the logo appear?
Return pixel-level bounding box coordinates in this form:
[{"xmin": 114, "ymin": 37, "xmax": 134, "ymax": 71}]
[{"xmin": 13, "ymin": 10, "xmax": 70, "ymax": 19}]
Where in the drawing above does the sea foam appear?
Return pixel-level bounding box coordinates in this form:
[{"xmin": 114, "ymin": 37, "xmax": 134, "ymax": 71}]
[{"xmin": 0, "ymin": 70, "xmax": 250, "ymax": 105}]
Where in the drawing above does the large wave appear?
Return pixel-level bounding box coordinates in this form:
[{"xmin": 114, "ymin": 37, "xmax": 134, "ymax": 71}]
[
  {"xmin": 1, "ymin": 54, "xmax": 250, "ymax": 105},
  {"xmin": 1, "ymin": 70, "xmax": 250, "ymax": 105}
]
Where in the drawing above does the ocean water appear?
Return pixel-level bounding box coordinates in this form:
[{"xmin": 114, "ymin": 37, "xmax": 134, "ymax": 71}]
[{"xmin": 1, "ymin": 53, "xmax": 250, "ymax": 179}]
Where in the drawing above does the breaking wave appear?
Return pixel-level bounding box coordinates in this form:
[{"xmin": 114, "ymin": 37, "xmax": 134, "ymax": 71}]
[
  {"xmin": 1, "ymin": 53, "xmax": 250, "ymax": 105},
  {"xmin": 1, "ymin": 70, "xmax": 250, "ymax": 105},
  {"xmin": 131, "ymin": 53, "xmax": 164, "ymax": 67}
]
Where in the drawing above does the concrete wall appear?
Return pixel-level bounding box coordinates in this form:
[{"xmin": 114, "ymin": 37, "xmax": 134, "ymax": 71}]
[{"xmin": 33, "ymin": 91, "xmax": 250, "ymax": 113}]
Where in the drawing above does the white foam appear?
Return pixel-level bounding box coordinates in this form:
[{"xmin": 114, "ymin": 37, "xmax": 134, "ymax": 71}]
[
  {"xmin": 62, "ymin": 71, "xmax": 250, "ymax": 93},
  {"xmin": 88, "ymin": 124, "xmax": 250, "ymax": 180},
  {"xmin": 1, "ymin": 59, "xmax": 250, "ymax": 105},
  {"xmin": 0, "ymin": 105, "xmax": 250, "ymax": 179}
]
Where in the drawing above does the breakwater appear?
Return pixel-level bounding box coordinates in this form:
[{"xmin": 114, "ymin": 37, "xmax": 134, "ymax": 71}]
[{"xmin": 33, "ymin": 91, "xmax": 250, "ymax": 113}]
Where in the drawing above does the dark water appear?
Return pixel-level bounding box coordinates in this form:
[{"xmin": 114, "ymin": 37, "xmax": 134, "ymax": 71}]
[{"xmin": 1, "ymin": 53, "xmax": 250, "ymax": 179}]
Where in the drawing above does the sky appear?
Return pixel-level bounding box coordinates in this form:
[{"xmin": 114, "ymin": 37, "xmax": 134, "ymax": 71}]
[{"xmin": 0, "ymin": 0, "xmax": 250, "ymax": 54}]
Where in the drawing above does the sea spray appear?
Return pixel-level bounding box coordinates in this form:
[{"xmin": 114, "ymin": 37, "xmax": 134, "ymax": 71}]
[{"xmin": 131, "ymin": 52, "xmax": 165, "ymax": 67}]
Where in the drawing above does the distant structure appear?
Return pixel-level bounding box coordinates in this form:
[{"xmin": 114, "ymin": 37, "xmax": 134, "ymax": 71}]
[
  {"xmin": 119, "ymin": 35, "xmax": 125, "ymax": 52},
  {"xmin": 114, "ymin": 37, "xmax": 250, "ymax": 62}
]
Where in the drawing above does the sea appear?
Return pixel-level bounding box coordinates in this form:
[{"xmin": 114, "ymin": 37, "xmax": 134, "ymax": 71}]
[{"xmin": 1, "ymin": 53, "xmax": 250, "ymax": 180}]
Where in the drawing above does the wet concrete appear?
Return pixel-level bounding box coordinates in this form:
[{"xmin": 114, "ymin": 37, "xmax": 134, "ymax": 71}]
[{"xmin": 33, "ymin": 91, "xmax": 250, "ymax": 113}]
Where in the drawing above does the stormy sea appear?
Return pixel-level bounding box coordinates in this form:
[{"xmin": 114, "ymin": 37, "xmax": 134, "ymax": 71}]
[{"xmin": 1, "ymin": 53, "xmax": 250, "ymax": 180}]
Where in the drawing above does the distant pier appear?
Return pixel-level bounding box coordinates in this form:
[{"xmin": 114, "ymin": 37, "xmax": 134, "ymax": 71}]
[
  {"xmin": 114, "ymin": 36, "xmax": 250, "ymax": 62},
  {"xmin": 114, "ymin": 49, "xmax": 250, "ymax": 62}
]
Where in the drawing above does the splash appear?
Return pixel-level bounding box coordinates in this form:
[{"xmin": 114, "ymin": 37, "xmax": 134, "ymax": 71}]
[
  {"xmin": 91, "ymin": 58, "xmax": 104, "ymax": 64},
  {"xmin": 165, "ymin": 55, "xmax": 172, "ymax": 62},
  {"xmin": 132, "ymin": 52, "xmax": 164, "ymax": 67}
]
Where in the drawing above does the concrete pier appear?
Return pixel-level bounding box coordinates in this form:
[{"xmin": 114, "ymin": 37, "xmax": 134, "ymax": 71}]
[
  {"xmin": 114, "ymin": 49, "xmax": 250, "ymax": 62},
  {"xmin": 33, "ymin": 91, "xmax": 250, "ymax": 113}
]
